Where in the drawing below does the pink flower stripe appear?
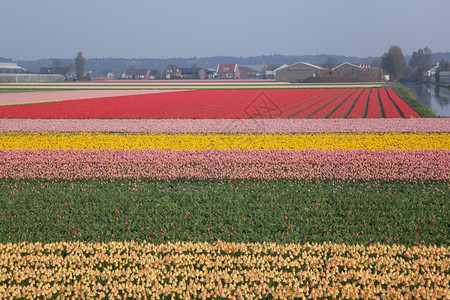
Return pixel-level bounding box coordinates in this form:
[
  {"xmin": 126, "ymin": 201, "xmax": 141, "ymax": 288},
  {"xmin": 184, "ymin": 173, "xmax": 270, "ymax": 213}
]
[
  {"xmin": 1, "ymin": 149, "xmax": 448, "ymax": 182},
  {"xmin": 1, "ymin": 118, "xmax": 448, "ymax": 133},
  {"xmin": 0, "ymin": 90, "xmax": 181, "ymax": 105}
]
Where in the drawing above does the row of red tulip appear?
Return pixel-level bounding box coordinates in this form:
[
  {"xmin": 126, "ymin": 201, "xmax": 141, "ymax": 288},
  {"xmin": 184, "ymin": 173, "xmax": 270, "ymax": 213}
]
[{"xmin": 0, "ymin": 88, "xmax": 420, "ymax": 119}]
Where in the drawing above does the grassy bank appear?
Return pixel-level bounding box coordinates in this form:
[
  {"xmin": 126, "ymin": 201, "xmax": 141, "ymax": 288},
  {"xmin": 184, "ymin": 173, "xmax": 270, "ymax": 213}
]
[
  {"xmin": 435, "ymin": 82, "xmax": 450, "ymax": 89},
  {"xmin": 395, "ymin": 83, "xmax": 439, "ymax": 117}
]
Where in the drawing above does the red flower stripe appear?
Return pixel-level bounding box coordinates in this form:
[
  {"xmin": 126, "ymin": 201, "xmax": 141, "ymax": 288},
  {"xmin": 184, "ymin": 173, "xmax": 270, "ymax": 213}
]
[
  {"xmin": 255, "ymin": 89, "xmax": 341, "ymax": 119},
  {"xmin": 0, "ymin": 88, "xmax": 421, "ymax": 119},
  {"xmin": 328, "ymin": 89, "xmax": 364, "ymax": 118},
  {"xmin": 386, "ymin": 88, "xmax": 420, "ymax": 118},
  {"xmin": 378, "ymin": 88, "xmax": 401, "ymax": 118},
  {"xmin": 346, "ymin": 89, "xmax": 370, "ymax": 118},
  {"xmin": 288, "ymin": 90, "xmax": 349, "ymax": 118},
  {"xmin": 366, "ymin": 89, "xmax": 381, "ymax": 118},
  {"xmin": 308, "ymin": 89, "xmax": 356, "ymax": 118},
  {"xmin": 218, "ymin": 89, "xmax": 332, "ymax": 119}
]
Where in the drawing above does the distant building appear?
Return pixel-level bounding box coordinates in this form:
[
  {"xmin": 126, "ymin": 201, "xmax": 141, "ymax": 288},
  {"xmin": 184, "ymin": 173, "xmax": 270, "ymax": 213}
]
[
  {"xmin": 0, "ymin": 62, "xmax": 26, "ymax": 74},
  {"xmin": 149, "ymin": 70, "xmax": 161, "ymax": 80},
  {"xmin": 122, "ymin": 66, "xmax": 151, "ymax": 80},
  {"xmin": 440, "ymin": 71, "xmax": 450, "ymax": 84},
  {"xmin": 121, "ymin": 68, "xmax": 161, "ymax": 80},
  {"xmin": 39, "ymin": 66, "xmax": 73, "ymax": 80},
  {"xmin": 216, "ymin": 64, "xmax": 240, "ymax": 79},
  {"xmin": 239, "ymin": 66, "xmax": 259, "ymax": 79},
  {"xmin": 163, "ymin": 64, "xmax": 181, "ymax": 79},
  {"xmin": 180, "ymin": 68, "xmax": 206, "ymax": 80},
  {"xmin": 275, "ymin": 62, "xmax": 323, "ymax": 82},
  {"xmin": 426, "ymin": 64, "xmax": 440, "ymax": 82},
  {"xmin": 262, "ymin": 64, "xmax": 287, "ymax": 79},
  {"xmin": 310, "ymin": 62, "xmax": 384, "ymax": 83},
  {"xmin": 204, "ymin": 68, "xmax": 216, "ymax": 79}
]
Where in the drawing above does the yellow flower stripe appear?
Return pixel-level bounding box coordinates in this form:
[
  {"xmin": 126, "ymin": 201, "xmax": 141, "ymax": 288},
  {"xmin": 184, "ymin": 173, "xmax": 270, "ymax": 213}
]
[
  {"xmin": 0, "ymin": 132, "xmax": 448, "ymax": 150},
  {"xmin": 0, "ymin": 241, "xmax": 448, "ymax": 299}
]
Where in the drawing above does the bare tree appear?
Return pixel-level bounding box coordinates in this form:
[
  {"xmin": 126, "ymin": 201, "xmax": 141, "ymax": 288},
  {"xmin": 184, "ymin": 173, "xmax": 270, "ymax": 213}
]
[{"xmin": 321, "ymin": 57, "xmax": 337, "ymax": 69}]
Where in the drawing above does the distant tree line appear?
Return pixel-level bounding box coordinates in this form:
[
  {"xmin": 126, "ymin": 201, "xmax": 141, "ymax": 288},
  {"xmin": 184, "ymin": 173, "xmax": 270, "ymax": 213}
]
[
  {"xmin": 380, "ymin": 46, "xmax": 449, "ymax": 82},
  {"xmin": 11, "ymin": 54, "xmax": 381, "ymax": 78},
  {"xmin": 5, "ymin": 50, "xmax": 450, "ymax": 81}
]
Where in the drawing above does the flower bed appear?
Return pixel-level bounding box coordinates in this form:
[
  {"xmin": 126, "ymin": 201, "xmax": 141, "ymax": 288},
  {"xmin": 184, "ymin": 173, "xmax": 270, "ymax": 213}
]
[
  {"xmin": 0, "ymin": 88, "xmax": 420, "ymax": 119},
  {"xmin": 0, "ymin": 87, "xmax": 448, "ymax": 298},
  {"xmin": 0, "ymin": 241, "xmax": 448, "ymax": 299},
  {"xmin": 1, "ymin": 132, "xmax": 447, "ymax": 150},
  {"xmin": 0, "ymin": 90, "xmax": 181, "ymax": 105},
  {"xmin": 1, "ymin": 149, "xmax": 448, "ymax": 182},
  {"xmin": 2, "ymin": 118, "xmax": 448, "ymax": 132}
]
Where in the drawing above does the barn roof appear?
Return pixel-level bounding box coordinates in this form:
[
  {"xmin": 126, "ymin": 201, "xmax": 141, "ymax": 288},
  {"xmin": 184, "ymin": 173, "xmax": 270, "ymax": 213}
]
[
  {"xmin": 333, "ymin": 62, "xmax": 361, "ymax": 70},
  {"xmin": 277, "ymin": 62, "xmax": 323, "ymax": 71},
  {"xmin": 0, "ymin": 62, "xmax": 25, "ymax": 70}
]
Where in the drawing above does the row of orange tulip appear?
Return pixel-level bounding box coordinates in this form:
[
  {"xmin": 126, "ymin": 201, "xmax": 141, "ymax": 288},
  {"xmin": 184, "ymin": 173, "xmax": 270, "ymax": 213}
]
[{"xmin": 1, "ymin": 241, "xmax": 448, "ymax": 299}]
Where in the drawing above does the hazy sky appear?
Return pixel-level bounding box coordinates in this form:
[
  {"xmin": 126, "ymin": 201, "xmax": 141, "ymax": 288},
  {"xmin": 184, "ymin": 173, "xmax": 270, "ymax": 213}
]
[{"xmin": 1, "ymin": 0, "xmax": 449, "ymax": 60}]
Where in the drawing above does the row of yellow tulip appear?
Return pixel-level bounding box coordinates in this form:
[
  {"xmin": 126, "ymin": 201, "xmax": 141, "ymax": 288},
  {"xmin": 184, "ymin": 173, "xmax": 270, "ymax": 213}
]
[
  {"xmin": 0, "ymin": 241, "xmax": 448, "ymax": 299},
  {"xmin": 1, "ymin": 132, "xmax": 448, "ymax": 150}
]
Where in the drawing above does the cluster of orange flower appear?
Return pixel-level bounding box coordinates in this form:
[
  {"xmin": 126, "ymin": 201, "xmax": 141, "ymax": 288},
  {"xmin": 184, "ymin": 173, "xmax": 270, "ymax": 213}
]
[{"xmin": 1, "ymin": 241, "xmax": 448, "ymax": 299}]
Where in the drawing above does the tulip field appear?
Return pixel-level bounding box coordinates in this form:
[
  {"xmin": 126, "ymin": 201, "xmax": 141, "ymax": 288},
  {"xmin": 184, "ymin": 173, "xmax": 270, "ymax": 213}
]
[
  {"xmin": 0, "ymin": 83, "xmax": 449, "ymax": 298},
  {"xmin": 0, "ymin": 88, "xmax": 420, "ymax": 118}
]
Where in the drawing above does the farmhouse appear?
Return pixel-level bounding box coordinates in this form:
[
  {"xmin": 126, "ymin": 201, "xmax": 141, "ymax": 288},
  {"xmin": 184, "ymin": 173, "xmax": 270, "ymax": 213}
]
[
  {"xmin": 204, "ymin": 68, "xmax": 216, "ymax": 79},
  {"xmin": 163, "ymin": 64, "xmax": 181, "ymax": 79},
  {"xmin": 426, "ymin": 65, "xmax": 439, "ymax": 82},
  {"xmin": 216, "ymin": 64, "xmax": 240, "ymax": 79},
  {"xmin": 239, "ymin": 66, "xmax": 259, "ymax": 79},
  {"xmin": 180, "ymin": 68, "xmax": 206, "ymax": 80},
  {"xmin": 122, "ymin": 67, "xmax": 151, "ymax": 80},
  {"xmin": 147, "ymin": 70, "xmax": 161, "ymax": 80},
  {"xmin": 275, "ymin": 62, "xmax": 323, "ymax": 82}
]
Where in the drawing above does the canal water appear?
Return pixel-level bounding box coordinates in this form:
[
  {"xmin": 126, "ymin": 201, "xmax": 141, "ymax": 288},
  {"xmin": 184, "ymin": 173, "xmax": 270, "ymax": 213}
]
[{"xmin": 402, "ymin": 83, "xmax": 450, "ymax": 117}]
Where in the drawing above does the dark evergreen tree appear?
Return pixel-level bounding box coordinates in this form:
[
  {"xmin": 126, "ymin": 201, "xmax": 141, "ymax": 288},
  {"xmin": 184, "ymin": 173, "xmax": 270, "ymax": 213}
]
[{"xmin": 75, "ymin": 51, "xmax": 86, "ymax": 81}]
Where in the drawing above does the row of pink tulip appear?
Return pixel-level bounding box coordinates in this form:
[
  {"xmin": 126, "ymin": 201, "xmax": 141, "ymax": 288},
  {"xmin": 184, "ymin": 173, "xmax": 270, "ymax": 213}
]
[
  {"xmin": 1, "ymin": 149, "xmax": 448, "ymax": 181},
  {"xmin": 1, "ymin": 118, "xmax": 449, "ymax": 132},
  {"xmin": 0, "ymin": 90, "xmax": 179, "ymax": 105}
]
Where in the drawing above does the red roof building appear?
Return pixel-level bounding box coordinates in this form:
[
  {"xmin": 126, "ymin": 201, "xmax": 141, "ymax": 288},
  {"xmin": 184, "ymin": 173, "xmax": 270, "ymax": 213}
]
[{"xmin": 216, "ymin": 64, "xmax": 240, "ymax": 79}]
